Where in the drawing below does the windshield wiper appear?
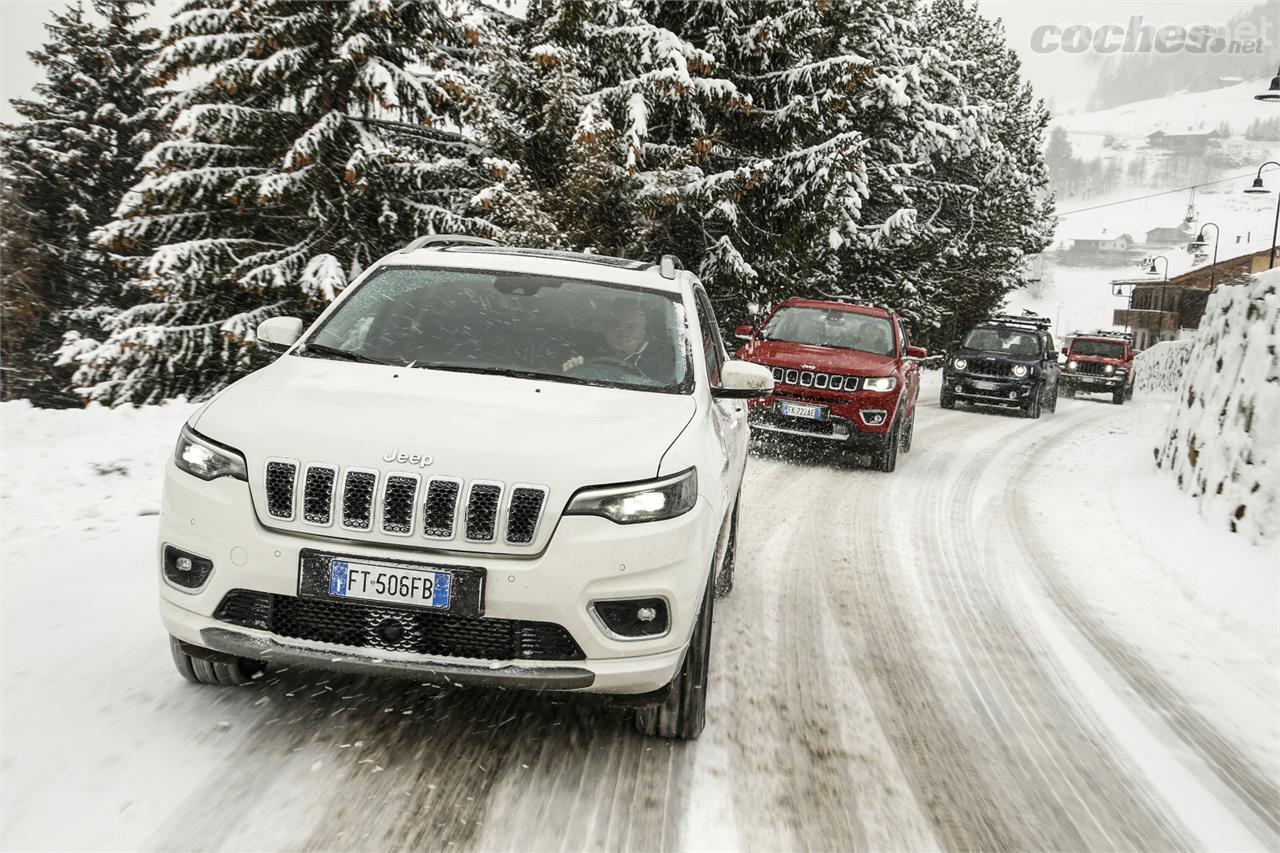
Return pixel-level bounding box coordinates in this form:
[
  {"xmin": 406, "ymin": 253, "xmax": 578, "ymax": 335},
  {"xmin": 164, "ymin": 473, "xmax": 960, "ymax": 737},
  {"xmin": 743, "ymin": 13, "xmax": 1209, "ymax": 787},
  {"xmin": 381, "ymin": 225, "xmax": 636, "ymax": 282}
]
[
  {"xmin": 300, "ymin": 343, "xmax": 391, "ymax": 366},
  {"xmin": 412, "ymin": 363, "xmax": 553, "ymax": 381}
]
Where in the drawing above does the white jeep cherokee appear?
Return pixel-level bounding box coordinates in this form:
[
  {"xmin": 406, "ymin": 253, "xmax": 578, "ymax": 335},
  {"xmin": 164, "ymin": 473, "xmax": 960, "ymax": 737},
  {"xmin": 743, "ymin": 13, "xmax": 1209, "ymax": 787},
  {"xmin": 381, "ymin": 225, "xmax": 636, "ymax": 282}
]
[{"xmin": 160, "ymin": 236, "xmax": 772, "ymax": 739}]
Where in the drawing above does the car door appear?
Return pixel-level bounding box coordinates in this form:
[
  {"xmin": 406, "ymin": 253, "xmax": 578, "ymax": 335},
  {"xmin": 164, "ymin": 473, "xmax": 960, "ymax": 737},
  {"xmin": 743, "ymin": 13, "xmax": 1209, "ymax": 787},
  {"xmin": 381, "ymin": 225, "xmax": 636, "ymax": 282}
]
[
  {"xmin": 693, "ymin": 286, "xmax": 748, "ymax": 495},
  {"xmin": 1041, "ymin": 331, "xmax": 1061, "ymax": 390},
  {"xmin": 897, "ymin": 318, "xmax": 921, "ymax": 411}
]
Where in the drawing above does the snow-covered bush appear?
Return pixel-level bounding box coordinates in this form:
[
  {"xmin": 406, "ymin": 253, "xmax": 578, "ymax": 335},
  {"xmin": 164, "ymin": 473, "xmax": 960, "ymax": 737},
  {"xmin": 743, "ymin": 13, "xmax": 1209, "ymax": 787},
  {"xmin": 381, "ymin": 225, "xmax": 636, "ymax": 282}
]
[
  {"xmin": 1154, "ymin": 269, "xmax": 1280, "ymax": 543},
  {"xmin": 1134, "ymin": 339, "xmax": 1194, "ymax": 396}
]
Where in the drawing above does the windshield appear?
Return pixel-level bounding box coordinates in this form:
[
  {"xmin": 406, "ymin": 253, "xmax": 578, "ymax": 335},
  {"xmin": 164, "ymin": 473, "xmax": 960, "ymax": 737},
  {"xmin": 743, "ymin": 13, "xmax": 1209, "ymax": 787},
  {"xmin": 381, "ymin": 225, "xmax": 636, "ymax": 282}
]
[
  {"xmin": 759, "ymin": 306, "xmax": 895, "ymax": 356},
  {"xmin": 305, "ymin": 267, "xmax": 693, "ymax": 393},
  {"xmin": 962, "ymin": 327, "xmax": 1041, "ymax": 356},
  {"xmin": 1071, "ymin": 339, "xmax": 1125, "ymax": 358}
]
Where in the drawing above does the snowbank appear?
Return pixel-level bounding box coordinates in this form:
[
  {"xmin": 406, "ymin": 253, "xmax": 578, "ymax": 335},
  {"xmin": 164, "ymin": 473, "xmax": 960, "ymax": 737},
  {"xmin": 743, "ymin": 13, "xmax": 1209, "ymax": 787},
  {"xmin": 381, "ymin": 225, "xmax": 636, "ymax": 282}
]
[
  {"xmin": 1134, "ymin": 339, "xmax": 1194, "ymax": 396},
  {"xmin": 1153, "ymin": 269, "xmax": 1280, "ymax": 543}
]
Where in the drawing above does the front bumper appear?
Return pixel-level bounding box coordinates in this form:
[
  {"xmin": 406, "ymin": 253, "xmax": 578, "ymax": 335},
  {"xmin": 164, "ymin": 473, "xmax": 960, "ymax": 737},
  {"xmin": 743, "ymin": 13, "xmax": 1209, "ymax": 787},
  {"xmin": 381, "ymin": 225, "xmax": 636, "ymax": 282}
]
[
  {"xmin": 746, "ymin": 390, "xmax": 898, "ymax": 444},
  {"xmin": 158, "ymin": 460, "xmax": 716, "ymax": 694},
  {"xmin": 943, "ymin": 372, "xmax": 1037, "ymax": 407},
  {"xmin": 1060, "ymin": 372, "xmax": 1124, "ymax": 390}
]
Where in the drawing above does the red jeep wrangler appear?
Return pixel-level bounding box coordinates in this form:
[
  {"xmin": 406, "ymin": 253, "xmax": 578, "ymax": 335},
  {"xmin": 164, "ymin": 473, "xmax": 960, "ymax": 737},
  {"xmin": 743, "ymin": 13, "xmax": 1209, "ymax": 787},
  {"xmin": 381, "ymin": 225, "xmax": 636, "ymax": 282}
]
[
  {"xmin": 733, "ymin": 298, "xmax": 926, "ymax": 472},
  {"xmin": 1058, "ymin": 331, "xmax": 1135, "ymax": 404}
]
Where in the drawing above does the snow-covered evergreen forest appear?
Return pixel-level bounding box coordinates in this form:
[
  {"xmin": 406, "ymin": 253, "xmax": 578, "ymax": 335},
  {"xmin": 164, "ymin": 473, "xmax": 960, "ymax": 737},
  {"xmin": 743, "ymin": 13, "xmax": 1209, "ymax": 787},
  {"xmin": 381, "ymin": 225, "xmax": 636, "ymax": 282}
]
[{"xmin": 1, "ymin": 0, "xmax": 1056, "ymax": 406}]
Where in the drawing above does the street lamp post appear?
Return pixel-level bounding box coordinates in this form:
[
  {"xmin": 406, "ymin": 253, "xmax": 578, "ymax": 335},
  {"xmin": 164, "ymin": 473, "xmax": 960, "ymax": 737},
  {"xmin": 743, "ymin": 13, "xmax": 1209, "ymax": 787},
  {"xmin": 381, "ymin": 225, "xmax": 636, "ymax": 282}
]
[
  {"xmin": 1147, "ymin": 255, "xmax": 1170, "ymax": 341},
  {"xmin": 1244, "ymin": 161, "xmax": 1280, "ymax": 270},
  {"xmin": 1189, "ymin": 222, "xmax": 1221, "ymax": 293}
]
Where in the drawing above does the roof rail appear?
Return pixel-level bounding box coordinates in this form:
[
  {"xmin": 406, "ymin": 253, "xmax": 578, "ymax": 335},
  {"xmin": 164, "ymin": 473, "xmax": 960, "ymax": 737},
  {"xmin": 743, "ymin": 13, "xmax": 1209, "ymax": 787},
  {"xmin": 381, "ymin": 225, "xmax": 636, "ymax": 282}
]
[
  {"xmin": 657, "ymin": 254, "xmax": 684, "ymax": 280},
  {"xmin": 1078, "ymin": 329, "xmax": 1133, "ymax": 341},
  {"xmin": 989, "ymin": 312, "xmax": 1051, "ymax": 329},
  {"xmin": 400, "ymin": 234, "xmax": 499, "ymax": 254},
  {"xmin": 813, "ymin": 290, "xmax": 895, "ymax": 315}
]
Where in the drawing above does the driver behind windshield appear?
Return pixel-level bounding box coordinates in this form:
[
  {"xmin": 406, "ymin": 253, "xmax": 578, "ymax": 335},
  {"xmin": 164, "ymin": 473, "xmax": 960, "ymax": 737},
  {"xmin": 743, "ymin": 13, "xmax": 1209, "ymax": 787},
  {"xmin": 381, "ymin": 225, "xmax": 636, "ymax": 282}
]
[{"xmin": 562, "ymin": 295, "xmax": 663, "ymax": 378}]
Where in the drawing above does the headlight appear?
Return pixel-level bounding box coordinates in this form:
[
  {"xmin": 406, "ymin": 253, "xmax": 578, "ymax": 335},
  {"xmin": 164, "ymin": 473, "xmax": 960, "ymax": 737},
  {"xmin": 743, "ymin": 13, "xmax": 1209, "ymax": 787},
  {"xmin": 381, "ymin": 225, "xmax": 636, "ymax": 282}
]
[
  {"xmin": 952, "ymin": 358, "xmax": 968, "ymax": 372},
  {"xmin": 1012, "ymin": 365, "xmax": 1029, "ymax": 378},
  {"xmin": 1066, "ymin": 360, "xmax": 1077, "ymax": 371},
  {"xmin": 1104, "ymin": 364, "xmax": 1115, "ymax": 375},
  {"xmin": 566, "ymin": 467, "xmax": 697, "ymax": 524},
  {"xmin": 174, "ymin": 424, "xmax": 248, "ymax": 481},
  {"xmin": 862, "ymin": 376, "xmax": 898, "ymax": 392}
]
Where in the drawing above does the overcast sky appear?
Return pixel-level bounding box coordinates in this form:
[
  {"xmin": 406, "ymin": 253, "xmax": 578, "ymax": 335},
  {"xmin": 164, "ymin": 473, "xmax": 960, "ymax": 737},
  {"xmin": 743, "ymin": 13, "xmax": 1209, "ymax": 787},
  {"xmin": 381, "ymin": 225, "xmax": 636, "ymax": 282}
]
[{"xmin": 0, "ymin": 0, "xmax": 1269, "ymax": 124}]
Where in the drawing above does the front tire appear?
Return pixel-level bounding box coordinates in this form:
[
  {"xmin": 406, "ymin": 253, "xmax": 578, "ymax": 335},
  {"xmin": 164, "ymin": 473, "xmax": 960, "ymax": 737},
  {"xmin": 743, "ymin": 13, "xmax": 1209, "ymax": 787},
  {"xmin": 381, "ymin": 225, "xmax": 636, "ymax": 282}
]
[
  {"xmin": 715, "ymin": 495, "xmax": 739, "ymax": 599},
  {"xmin": 1024, "ymin": 387, "xmax": 1043, "ymax": 419},
  {"xmin": 635, "ymin": 570, "xmax": 715, "ymax": 740},
  {"xmin": 1112, "ymin": 387, "xmax": 1125, "ymax": 405},
  {"xmin": 899, "ymin": 406, "xmax": 916, "ymax": 453},
  {"xmin": 874, "ymin": 417, "xmax": 901, "ymax": 472},
  {"xmin": 170, "ymin": 636, "xmax": 264, "ymax": 686},
  {"xmin": 940, "ymin": 389, "xmax": 956, "ymax": 410}
]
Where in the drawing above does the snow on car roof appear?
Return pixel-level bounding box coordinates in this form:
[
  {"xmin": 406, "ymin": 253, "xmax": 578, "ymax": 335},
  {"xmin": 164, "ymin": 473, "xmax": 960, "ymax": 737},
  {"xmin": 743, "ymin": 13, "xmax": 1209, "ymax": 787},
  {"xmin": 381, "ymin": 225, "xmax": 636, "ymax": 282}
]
[
  {"xmin": 383, "ymin": 245, "xmax": 684, "ymax": 293},
  {"xmin": 780, "ymin": 297, "xmax": 892, "ymax": 317}
]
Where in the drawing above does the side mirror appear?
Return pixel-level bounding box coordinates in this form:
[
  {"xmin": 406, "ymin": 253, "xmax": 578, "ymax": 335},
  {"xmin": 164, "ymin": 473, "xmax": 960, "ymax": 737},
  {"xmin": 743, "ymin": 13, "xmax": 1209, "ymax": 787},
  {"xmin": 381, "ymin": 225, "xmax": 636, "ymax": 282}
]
[
  {"xmin": 950, "ymin": 339, "xmax": 961, "ymax": 351},
  {"xmin": 1060, "ymin": 347, "xmax": 1068, "ymax": 356},
  {"xmin": 257, "ymin": 317, "xmax": 304, "ymax": 352},
  {"xmin": 712, "ymin": 360, "xmax": 774, "ymax": 399},
  {"xmin": 905, "ymin": 345, "xmax": 928, "ymax": 359},
  {"xmin": 734, "ymin": 324, "xmax": 754, "ymax": 342}
]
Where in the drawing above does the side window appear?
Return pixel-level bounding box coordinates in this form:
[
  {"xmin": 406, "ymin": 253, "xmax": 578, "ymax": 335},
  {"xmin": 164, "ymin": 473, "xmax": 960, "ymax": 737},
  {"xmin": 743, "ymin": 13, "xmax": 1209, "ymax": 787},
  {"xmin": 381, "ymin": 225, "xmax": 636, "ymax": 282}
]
[
  {"xmin": 897, "ymin": 320, "xmax": 909, "ymax": 355},
  {"xmin": 693, "ymin": 287, "xmax": 725, "ymax": 386},
  {"xmin": 1043, "ymin": 332, "xmax": 1055, "ymax": 357}
]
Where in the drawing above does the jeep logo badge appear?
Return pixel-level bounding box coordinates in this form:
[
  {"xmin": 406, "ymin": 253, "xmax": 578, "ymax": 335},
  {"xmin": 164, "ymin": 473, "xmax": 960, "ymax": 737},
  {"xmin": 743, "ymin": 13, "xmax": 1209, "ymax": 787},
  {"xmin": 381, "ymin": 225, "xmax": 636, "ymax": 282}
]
[{"xmin": 382, "ymin": 450, "xmax": 434, "ymax": 468}]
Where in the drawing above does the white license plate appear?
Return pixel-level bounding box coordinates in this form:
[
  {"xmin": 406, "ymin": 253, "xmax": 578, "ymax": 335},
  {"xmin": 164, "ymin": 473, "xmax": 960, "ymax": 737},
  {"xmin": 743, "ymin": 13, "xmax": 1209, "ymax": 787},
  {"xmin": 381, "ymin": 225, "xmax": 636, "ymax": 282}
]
[
  {"xmin": 779, "ymin": 401, "xmax": 824, "ymax": 420},
  {"xmin": 972, "ymin": 380, "xmax": 1000, "ymax": 391},
  {"xmin": 328, "ymin": 559, "xmax": 451, "ymax": 609}
]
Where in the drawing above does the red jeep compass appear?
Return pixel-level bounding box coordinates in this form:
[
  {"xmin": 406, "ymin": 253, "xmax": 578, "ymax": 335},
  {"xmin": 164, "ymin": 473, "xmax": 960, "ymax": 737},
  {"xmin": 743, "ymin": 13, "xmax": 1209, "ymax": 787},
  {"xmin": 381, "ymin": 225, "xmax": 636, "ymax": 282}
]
[{"xmin": 733, "ymin": 298, "xmax": 926, "ymax": 472}]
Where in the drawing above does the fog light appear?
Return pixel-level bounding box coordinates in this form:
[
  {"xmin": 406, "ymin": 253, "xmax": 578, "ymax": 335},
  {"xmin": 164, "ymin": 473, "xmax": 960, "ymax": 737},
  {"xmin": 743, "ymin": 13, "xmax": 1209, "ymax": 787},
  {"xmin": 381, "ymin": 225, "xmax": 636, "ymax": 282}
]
[
  {"xmin": 591, "ymin": 598, "xmax": 669, "ymax": 639},
  {"xmin": 163, "ymin": 545, "xmax": 214, "ymax": 591},
  {"xmin": 1008, "ymin": 391, "xmax": 1018, "ymax": 399},
  {"xmin": 860, "ymin": 410, "xmax": 887, "ymax": 426},
  {"xmin": 954, "ymin": 384, "xmax": 963, "ymax": 393}
]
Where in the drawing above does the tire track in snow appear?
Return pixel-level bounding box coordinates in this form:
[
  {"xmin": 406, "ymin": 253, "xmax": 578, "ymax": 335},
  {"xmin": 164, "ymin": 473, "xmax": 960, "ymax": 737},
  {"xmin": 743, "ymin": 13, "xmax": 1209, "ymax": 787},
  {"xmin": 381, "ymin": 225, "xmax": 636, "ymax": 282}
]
[{"xmin": 1004, "ymin": 405, "xmax": 1280, "ymax": 841}]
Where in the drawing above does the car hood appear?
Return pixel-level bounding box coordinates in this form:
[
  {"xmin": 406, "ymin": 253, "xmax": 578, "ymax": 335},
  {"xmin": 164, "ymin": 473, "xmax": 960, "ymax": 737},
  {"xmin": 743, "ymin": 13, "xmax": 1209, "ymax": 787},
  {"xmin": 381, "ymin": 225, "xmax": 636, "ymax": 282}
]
[
  {"xmin": 194, "ymin": 355, "xmax": 697, "ymax": 555},
  {"xmin": 1067, "ymin": 354, "xmax": 1125, "ymax": 365},
  {"xmin": 737, "ymin": 339, "xmax": 896, "ymax": 375}
]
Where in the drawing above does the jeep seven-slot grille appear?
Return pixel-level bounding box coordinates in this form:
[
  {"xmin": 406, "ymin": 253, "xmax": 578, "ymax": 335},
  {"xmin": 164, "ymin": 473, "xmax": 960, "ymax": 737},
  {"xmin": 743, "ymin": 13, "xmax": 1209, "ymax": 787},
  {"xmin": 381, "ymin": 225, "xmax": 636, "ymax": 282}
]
[
  {"xmin": 1073, "ymin": 361, "xmax": 1108, "ymax": 376},
  {"xmin": 341, "ymin": 470, "xmax": 377, "ymax": 530},
  {"xmin": 466, "ymin": 484, "xmax": 503, "ymax": 542},
  {"xmin": 771, "ymin": 366, "xmax": 859, "ymax": 392},
  {"xmin": 262, "ymin": 463, "xmax": 546, "ymax": 546},
  {"xmin": 265, "ymin": 461, "xmax": 297, "ymax": 520},
  {"xmin": 422, "ymin": 478, "xmax": 461, "ymax": 539},
  {"xmin": 381, "ymin": 475, "xmax": 419, "ymax": 535},
  {"xmin": 303, "ymin": 465, "xmax": 336, "ymax": 525},
  {"xmin": 967, "ymin": 359, "xmax": 1015, "ymax": 379},
  {"xmin": 214, "ymin": 590, "xmax": 584, "ymax": 661},
  {"xmin": 506, "ymin": 487, "xmax": 547, "ymax": 544}
]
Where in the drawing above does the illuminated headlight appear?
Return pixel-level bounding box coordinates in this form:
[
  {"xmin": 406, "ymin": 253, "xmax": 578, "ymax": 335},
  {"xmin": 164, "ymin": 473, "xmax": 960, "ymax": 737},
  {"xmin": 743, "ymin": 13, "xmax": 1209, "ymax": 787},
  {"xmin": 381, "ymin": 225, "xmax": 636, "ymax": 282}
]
[
  {"xmin": 174, "ymin": 424, "xmax": 248, "ymax": 481},
  {"xmin": 952, "ymin": 358, "xmax": 968, "ymax": 372},
  {"xmin": 1104, "ymin": 364, "xmax": 1115, "ymax": 375},
  {"xmin": 863, "ymin": 376, "xmax": 898, "ymax": 392},
  {"xmin": 1011, "ymin": 365, "xmax": 1030, "ymax": 378},
  {"xmin": 566, "ymin": 467, "xmax": 697, "ymax": 524},
  {"xmin": 1066, "ymin": 360, "xmax": 1078, "ymax": 371}
]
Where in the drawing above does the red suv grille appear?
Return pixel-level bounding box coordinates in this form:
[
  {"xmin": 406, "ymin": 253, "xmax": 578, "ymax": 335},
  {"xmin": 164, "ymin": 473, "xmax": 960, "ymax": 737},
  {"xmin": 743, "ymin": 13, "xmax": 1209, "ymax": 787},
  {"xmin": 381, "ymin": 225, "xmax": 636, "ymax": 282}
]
[{"xmin": 769, "ymin": 366, "xmax": 859, "ymax": 392}]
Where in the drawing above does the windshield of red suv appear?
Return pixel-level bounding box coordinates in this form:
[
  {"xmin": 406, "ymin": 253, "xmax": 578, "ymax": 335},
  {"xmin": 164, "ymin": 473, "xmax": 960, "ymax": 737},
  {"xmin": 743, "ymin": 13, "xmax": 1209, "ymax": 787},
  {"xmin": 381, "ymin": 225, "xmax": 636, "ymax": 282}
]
[
  {"xmin": 759, "ymin": 306, "xmax": 895, "ymax": 356},
  {"xmin": 1070, "ymin": 339, "xmax": 1125, "ymax": 358},
  {"xmin": 962, "ymin": 327, "xmax": 1041, "ymax": 356},
  {"xmin": 305, "ymin": 267, "xmax": 693, "ymax": 393}
]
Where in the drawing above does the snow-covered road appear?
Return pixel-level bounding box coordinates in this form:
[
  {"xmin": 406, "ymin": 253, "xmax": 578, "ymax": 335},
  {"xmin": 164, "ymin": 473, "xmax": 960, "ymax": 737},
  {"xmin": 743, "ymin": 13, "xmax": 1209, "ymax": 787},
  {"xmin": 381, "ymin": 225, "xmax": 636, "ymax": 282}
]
[{"xmin": 2, "ymin": 381, "xmax": 1277, "ymax": 851}]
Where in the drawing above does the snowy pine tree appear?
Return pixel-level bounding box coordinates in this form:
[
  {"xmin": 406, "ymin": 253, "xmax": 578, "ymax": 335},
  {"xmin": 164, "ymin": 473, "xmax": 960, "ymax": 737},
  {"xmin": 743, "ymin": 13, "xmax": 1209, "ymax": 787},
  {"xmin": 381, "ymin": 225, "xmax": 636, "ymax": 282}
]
[
  {"xmin": 1, "ymin": 0, "xmax": 162, "ymax": 404},
  {"xmin": 482, "ymin": 0, "xmax": 750, "ymax": 274},
  {"xmin": 69, "ymin": 0, "xmax": 495, "ymax": 404}
]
